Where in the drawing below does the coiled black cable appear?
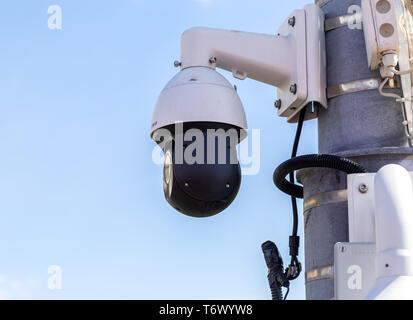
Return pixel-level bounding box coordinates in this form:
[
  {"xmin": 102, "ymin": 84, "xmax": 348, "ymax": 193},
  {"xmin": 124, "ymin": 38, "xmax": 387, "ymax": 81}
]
[{"xmin": 274, "ymin": 154, "xmax": 368, "ymax": 199}]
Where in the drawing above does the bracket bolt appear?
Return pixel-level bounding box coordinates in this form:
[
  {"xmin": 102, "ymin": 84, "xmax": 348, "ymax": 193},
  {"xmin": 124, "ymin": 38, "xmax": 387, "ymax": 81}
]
[
  {"xmin": 288, "ymin": 16, "xmax": 296, "ymax": 27},
  {"xmin": 290, "ymin": 84, "xmax": 297, "ymax": 94},
  {"xmin": 174, "ymin": 60, "xmax": 182, "ymax": 68},
  {"xmin": 209, "ymin": 56, "xmax": 217, "ymax": 64},
  {"xmin": 274, "ymin": 99, "xmax": 282, "ymax": 109},
  {"xmin": 359, "ymin": 183, "xmax": 368, "ymax": 194}
]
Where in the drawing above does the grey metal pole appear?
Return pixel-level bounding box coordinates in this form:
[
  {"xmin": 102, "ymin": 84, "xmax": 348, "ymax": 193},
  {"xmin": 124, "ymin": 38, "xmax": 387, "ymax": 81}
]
[{"xmin": 298, "ymin": 0, "xmax": 413, "ymax": 300}]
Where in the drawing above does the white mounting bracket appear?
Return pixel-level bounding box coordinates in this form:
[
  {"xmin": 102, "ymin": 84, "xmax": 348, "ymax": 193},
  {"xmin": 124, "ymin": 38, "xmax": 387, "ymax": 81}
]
[
  {"xmin": 278, "ymin": 4, "xmax": 327, "ymax": 123},
  {"xmin": 179, "ymin": 4, "xmax": 327, "ymax": 123},
  {"xmin": 275, "ymin": 9, "xmax": 308, "ymax": 121}
]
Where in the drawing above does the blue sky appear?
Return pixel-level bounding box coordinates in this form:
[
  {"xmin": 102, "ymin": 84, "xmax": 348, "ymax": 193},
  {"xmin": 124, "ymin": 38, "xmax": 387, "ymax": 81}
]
[{"xmin": 0, "ymin": 0, "xmax": 317, "ymax": 299}]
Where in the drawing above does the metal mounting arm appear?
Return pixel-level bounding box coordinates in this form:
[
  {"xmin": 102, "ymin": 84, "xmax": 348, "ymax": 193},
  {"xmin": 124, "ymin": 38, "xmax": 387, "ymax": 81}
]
[
  {"xmin": 181, "ymin": 27, "xmax": 295, "ymax": 89},
  {"xmin": 178, "ymin": 4, "xmax": 327, "ymax": 123}
]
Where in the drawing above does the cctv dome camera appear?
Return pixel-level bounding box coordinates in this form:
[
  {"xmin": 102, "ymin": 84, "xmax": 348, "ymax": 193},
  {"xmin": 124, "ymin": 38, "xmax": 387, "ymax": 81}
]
[{"xmin": 151, "ymin": 67, "xmax": 248, "ymax": 217}]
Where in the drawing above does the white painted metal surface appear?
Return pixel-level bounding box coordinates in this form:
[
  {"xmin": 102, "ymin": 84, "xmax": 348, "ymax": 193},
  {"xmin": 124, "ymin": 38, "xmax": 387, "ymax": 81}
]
[
  {"xmin": 366, "ymin": 165, "xmax": 413, "ymax": 300},
  {"xmin": 348, "ymin": 170, "xmax": 413, "ymax": 243},
  {"xmin": 347, "ymin": 173, "xmax": 377, "ymax": 243}
]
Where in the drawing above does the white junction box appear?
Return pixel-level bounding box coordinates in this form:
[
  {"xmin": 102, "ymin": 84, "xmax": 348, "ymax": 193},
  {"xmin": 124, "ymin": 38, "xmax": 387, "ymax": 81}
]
[{"xmin": 362, "ymin": 0, "xmax": 401, "ymax": 70}]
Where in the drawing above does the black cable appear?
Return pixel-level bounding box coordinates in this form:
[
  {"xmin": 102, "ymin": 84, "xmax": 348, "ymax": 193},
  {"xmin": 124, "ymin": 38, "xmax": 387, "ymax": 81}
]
[
  {"xmin": 261, "ymin": 108, "xmax": 306, "ymax": 301},
  {"xmin": 290, "ymin": 109, "xmax": 306, "ymax": 237},
  {"xmin": 274, "ymin": 154, "xmax": 368, "ymax": 199},
  {"xmin": 290, "ymin": 111, "xmax": 305, "ymax": 238},
  {"xmin": 268, "ymin": 106, "xmax": 368, "ymax": 299},
  {"xmin": 286, "ymin": 108, "xmax": 306, "ymax": 280},
  {"xmin": 284, "ymin": 287, "xmax": 290, "ymax": 301}
]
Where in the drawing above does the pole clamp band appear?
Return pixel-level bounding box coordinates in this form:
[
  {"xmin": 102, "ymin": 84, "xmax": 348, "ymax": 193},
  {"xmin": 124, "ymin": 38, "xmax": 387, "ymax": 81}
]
[
  {"xmin": 327, "ymin": 77, "xmax": 401, "ymax": 99},
  {"xmin": 304, "ymin": 189, "xmax": 348, "ymax": 212},
  {"xmin": 306, "ymin": 265, "xmax": 334, "ymax": 283},
  {"xmin": 325, "ymin": 13, "xmax": 361, "ymax": 32}
]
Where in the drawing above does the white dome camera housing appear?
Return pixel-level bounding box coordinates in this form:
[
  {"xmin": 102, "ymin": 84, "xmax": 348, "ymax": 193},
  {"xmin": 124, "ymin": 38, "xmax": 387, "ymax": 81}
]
[
  {"xmin": 151, "ymin": 67, "xmax": 248, "ymax": 137},
  {"xmin": 151, "ymin": 67, "xmax": 248, "ymax": 218}
]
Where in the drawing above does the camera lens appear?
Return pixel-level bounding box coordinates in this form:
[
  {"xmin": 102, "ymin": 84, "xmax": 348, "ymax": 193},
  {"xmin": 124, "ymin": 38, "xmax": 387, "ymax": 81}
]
[{"xmin": 163, "ymin": 149, "xmax": 173, "ymax": 198}]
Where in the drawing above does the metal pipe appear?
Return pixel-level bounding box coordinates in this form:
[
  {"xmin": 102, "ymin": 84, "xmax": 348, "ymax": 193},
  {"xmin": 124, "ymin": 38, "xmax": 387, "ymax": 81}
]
[{"xmin": 299, "ymin": 0, "xmax": 413, "ymax": 300}]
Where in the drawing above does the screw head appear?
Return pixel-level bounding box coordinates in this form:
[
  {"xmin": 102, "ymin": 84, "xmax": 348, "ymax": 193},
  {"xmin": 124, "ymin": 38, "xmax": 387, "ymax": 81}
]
[
  {"xmin": 274, "ymin": 99, "xmax": 282, "ymax": 109},
  {"xmin": 290, "ymin": 84, "xmax": 297, "ymax": 94},
  {"xmin": 288, "ymin": 16, "xmax": 296, "ymax": 27},
  {"xmin": 359, "ymin": 183, "xmax": 368, "ymax": 194},
  {"xmin": 174, "ymin": 60, "xmax": 182, "ymax": 68},
  {"xmin": 209, "ymin": 56, "xmax": 217, "ymax": 64}
]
